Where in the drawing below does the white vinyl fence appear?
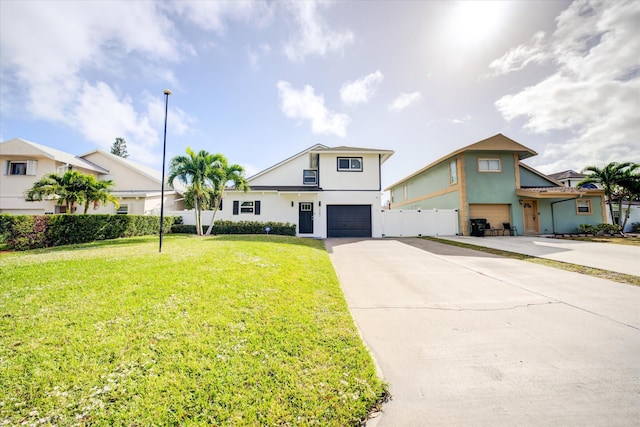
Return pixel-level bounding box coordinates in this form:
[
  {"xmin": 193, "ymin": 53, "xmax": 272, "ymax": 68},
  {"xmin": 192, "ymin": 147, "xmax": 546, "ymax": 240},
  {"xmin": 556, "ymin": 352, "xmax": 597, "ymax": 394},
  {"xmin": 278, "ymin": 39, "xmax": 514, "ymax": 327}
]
[{"xmin": 380, "ymin": 209, "xmax": 459, "ymax": 237}]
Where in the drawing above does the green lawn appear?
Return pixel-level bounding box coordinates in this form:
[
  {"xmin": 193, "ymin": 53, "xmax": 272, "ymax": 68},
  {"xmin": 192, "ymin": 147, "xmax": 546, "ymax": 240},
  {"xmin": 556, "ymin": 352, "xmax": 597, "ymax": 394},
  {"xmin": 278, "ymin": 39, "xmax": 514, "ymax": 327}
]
[{"xmin": 0, "ymin": 235, "xmax": 386, "ymax": 426}]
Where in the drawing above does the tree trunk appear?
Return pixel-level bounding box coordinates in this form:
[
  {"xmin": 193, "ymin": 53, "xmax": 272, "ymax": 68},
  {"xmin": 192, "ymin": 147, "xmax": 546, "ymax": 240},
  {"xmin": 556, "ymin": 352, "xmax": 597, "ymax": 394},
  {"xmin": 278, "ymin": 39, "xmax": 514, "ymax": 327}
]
[
  {"xmin": 195, "ymin": 196, "xmax": 202, "ymax": 236},
  {"xmin": 204, "ymin": 196, "xmax": 221, "ymax": 236}
]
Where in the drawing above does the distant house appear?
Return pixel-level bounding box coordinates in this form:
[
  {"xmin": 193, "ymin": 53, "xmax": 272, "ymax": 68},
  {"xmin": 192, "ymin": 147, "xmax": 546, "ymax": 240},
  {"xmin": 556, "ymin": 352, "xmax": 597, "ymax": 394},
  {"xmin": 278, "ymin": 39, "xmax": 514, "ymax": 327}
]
[
  {"xmin": 206, "ymin": 144, "xmax": 394, "ymax": 238},
  {"xmin": 0, "ymin": 138, "xmax": 184, "ymax": 215},
  {"xmin": 547, "ymin": 170, "xmax": 599, "ymax": 189},
  {"xmin": 386, "ymin": 134, "xmax": 606, "ymax": 235}
]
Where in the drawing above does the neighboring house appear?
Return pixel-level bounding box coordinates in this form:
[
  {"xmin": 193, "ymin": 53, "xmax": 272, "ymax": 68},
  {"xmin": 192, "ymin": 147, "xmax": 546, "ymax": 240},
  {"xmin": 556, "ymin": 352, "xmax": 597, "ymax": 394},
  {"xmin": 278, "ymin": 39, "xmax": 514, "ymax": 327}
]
[
  {"xmin": 386, "ymin": 134, "xmax": 606, "ymax": 235},
  {"xmin": 209, "ymin": 144, "xmax": 394, "ymax": 238},
  {"xmin": 0, "ymin": 138, "xmax": 184, "ymax": 215},
  {"xmin": 547, "ymin": 170, "xmax": 599, "ymax": 189}
]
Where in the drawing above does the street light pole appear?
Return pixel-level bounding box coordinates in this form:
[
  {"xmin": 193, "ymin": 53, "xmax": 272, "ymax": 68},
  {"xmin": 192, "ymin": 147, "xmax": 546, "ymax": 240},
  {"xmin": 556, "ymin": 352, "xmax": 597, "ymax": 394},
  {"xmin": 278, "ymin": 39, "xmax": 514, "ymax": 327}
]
[{"xmin": 159, "ymin": 89, "xmax": 172, "ymax": 253}]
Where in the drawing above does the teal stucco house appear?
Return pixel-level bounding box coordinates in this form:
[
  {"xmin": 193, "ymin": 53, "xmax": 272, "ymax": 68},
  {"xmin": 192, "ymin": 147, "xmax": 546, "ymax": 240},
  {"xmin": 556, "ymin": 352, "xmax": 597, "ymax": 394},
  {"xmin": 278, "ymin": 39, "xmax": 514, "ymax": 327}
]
[{"xmin": 386, "ymin": 134, "xmax": 606, "ymax": 236}]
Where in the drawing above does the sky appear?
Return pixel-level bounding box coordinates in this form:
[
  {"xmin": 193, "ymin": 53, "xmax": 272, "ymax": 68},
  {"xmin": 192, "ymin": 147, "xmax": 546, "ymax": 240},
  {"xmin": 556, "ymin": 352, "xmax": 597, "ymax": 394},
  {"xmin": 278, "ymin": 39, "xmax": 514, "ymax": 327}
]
[{"xmin": 1, "ymin": 0, "xmax": 639, "ymax": 191}]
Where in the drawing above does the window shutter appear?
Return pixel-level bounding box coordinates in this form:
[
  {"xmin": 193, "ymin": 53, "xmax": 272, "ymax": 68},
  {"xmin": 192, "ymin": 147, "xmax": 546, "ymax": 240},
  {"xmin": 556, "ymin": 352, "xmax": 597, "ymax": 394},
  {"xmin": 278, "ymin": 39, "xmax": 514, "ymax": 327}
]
[
  {"xmin": 4, "ymin": 161, "xmax": 9, "ymax": 175},
  {"xmin": 218, "ymin": 198, "xmax": 223, "ymax": 211},
  {"xmin": 255, "ymin": 200, "xmax": 261, "ymax": 215},
  {"xmin": 233, "ymin": 200, "xmax": 239, "ymax": 215},
  {"xmin": 27, "ymin": 160, "xmax": 37, "ymax": 176}
]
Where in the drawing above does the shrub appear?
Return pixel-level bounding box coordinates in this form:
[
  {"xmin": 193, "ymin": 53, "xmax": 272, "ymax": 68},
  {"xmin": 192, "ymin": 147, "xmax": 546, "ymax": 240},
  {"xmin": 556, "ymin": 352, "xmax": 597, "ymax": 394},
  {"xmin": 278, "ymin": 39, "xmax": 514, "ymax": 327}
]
[
  {"xmin": 1, "ymin": 214, "xmax": 178, "ymax": 250},
  {"xmin": 576, "ymin": 223, "xmax": 622, "ymax": 235},
  {"xmin": 631, "ymin": 222, "xmax": 640, "ymax": 233},
  {"xmin": 171, "ymin": 220, "xmax": 296, "ymax": 236}
]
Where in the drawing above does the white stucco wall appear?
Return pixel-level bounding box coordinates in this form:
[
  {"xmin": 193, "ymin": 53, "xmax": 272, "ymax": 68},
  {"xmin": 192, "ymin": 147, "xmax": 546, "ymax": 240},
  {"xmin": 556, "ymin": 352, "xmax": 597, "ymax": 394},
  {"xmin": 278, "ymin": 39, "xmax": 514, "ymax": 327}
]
[{"xmin": 318, "ymin": 153, "xmax": 381, "ymax": 190}]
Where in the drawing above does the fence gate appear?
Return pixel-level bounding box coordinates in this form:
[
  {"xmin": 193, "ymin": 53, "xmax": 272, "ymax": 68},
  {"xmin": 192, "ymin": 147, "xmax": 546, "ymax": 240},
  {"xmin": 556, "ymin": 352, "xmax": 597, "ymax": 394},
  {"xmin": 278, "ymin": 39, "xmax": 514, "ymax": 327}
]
[{"xmin": 381, "ymin": 209, "xmax": 458, "ymax": 237}]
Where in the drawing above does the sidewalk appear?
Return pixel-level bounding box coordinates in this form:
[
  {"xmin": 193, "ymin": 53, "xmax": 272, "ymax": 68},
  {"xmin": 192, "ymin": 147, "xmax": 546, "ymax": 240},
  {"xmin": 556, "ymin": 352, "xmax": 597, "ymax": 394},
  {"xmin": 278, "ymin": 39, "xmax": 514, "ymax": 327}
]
[{"xmin": 435, "ymin": 235, "xmax": 639, "ymax": 277}]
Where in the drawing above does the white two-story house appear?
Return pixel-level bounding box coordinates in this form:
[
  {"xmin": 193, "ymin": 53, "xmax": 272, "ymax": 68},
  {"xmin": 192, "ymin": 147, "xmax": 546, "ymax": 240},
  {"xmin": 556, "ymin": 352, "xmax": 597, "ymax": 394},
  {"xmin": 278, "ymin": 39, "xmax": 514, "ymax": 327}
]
[{"xmin": 213, "ymin": 144, "xmax": 394, "ymax": 238}]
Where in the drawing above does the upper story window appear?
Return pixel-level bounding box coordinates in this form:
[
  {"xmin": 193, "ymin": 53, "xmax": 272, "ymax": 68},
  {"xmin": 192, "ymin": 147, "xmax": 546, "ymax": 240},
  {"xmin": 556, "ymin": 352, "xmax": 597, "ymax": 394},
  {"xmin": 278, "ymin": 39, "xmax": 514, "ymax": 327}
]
[
  {"xmin": 478, "ymin": 158, "xmax": 501, "ymax": 172},
  {"xmin": 449, "ymin": 159, "xmax": 458, "ymax": 184},
  {"xmin": 576, "ymin": 199, "xmax": 592, "ymax": 214},
  {"xmin": 303, "ymin": 169, "xmax": 317, "ymax": 185},
  {"xmin": 5, "ymin": 160, "xmax": 37, "ymax": 176},
  {"xmin": 337, "ymin": 157, "xmax": 362, "ymax": 172}
]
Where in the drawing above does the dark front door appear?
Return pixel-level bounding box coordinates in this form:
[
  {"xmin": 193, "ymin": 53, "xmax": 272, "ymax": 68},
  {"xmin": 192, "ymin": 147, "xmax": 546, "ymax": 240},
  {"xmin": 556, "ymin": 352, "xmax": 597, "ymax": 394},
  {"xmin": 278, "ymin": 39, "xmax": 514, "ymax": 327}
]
[{"xmin": 299, "ymin": 202, "xmax": 314, "ymax": 234}]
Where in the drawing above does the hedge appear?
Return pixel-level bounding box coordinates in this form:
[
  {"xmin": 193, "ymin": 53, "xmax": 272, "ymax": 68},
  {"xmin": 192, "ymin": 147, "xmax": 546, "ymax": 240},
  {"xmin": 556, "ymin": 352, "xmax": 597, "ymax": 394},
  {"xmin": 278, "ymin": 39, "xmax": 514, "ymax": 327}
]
[
  {"xmin": 0, "ymin": 214, "xmax": 178, "ymax": 251},
  {"xmin": 171, "ymin": 220, "xmax": 296, "ymax": 236}
]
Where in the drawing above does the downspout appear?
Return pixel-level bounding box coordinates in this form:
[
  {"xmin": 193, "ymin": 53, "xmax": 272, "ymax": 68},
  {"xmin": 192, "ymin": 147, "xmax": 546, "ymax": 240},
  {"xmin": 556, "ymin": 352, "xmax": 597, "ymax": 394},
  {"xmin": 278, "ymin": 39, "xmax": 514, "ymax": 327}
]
[{"xmin": 550, "ymin": 197, "xmax": 578, "ymax": 234}]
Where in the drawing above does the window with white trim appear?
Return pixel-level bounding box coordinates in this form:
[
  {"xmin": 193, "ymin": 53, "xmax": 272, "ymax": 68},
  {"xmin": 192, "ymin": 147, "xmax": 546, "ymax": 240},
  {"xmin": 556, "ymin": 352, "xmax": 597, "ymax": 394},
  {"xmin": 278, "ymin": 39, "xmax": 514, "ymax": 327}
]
[
  {"xmin": 449, "ymin": 159, "xmax": 457, "ymax": 184},
  {"xmin": 337, "ymin": 157, "xmax": 362, "ymax": 172},
  {"xmin": 576, "ymin": 199, "xmax": 592, "ymax": 214},
  {"xmin": 303, "ymin": 169, "xmax": 317, "ymax": 185},
  {"xmin": 116, "ymin": 205, "xmax": 129, "ymax": 215},
  {"xmin": 478, "ymin": 158, "xmax": 501, "ymax": 172},
  {"xmin": 5, "ymin": 160, "xmax": 37, "ymax": 176}
]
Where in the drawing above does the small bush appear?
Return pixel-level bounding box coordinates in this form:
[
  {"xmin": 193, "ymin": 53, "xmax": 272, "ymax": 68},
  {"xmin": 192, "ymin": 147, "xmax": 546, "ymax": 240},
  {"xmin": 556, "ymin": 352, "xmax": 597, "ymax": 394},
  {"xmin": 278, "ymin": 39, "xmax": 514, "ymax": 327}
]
[
  {"xmin": 1, "ymin": 214, "xmax": 178, "ymax": 250},
  {"xmin": 171, "ymin": 220, "xmax": 296, "ymax": 236},
  {"xmin": 631, "ymin": 222, "xmax": 640, "ymax": 233},
  {"xmin": 576, "ymin": 223, "xmax": 622, "ymax": 235}
]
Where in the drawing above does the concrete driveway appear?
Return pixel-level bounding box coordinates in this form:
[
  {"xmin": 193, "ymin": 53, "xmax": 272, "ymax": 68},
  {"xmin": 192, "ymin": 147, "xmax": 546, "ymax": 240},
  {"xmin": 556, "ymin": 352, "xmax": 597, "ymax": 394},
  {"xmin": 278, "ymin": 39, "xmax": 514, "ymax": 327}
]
[{"xmin": 325, "ymin": 238, "xmax": 640, "ymax": 426}]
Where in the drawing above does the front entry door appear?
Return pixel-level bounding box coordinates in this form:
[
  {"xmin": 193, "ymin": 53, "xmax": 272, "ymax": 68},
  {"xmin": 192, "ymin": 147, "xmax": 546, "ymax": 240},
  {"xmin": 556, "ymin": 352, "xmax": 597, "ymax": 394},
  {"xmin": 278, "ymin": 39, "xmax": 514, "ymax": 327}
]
[
  {"xmin": 522, "ymin": 200, "xmax": 539, "ymax": 234},
  {"xmin": 299, "ymin": 202, "xmax": 314, "ymax": 234}
]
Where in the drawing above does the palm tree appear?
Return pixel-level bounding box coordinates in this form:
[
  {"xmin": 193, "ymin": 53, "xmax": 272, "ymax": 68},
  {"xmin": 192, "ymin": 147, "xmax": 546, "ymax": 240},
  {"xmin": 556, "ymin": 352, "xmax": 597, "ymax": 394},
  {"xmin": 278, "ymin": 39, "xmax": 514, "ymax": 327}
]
[
  {"xmin": 25, "ymin": 171, "xmax": 119, "ymax": 214},
  {"xmin": 78, "ymin": 174, "xmax": 119, "ymax": 214},
  {"xmin": 168, "ymin": 147, "xmax": 218, "ymax": 236},
  {"xmin": 578, "ymin": 161, "xmax": 634, "ymax": 225},
  {"xmin": 617, "ymin": 164, "xmax": 640, "ymax": 231},
  {"xmin": 204, "ymin": 156, "xmax": 249, "ymax": 236},
  {"xmin": 26, "ymin": 171, "xmax": 85, "ymax": 213}
]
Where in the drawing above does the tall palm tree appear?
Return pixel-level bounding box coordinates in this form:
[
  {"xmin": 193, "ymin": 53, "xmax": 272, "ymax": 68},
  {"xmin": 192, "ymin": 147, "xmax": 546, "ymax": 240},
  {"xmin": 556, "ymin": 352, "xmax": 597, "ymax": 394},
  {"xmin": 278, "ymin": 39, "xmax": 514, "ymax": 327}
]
[
  {"xmin": 204, "ymin": 156, "xmax": 249, "ymax": 236},
  {"xmin": 578, "ymin": 161, "xmax": 634, "ymax": 225},
  {"xmin": 168, "ymin": 147, "xmax": 218, "ymax": 235},
  {"xmin": 617, "ymin": 164, "xmax": 640, "ymax": 231}
]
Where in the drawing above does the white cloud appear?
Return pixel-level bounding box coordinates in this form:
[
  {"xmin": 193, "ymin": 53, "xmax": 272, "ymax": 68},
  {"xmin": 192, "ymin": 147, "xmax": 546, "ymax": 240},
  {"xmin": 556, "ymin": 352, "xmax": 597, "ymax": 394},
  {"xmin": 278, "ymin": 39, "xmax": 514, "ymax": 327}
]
[
  {"xmin": 492, "ymin": 0, "xmax": 640, "ymax": 170},
  {"xmin": 426, "ymin": 114, "xmax": 473, "ymax": 126},
  {"xmin": 388, "ymin": 92, "xmax": 422, "ymax": 113},
  {"xmin": 0, "ymin": 1, "xmax": 196, "ymax": 165},
  {"xmin": 169, "ymin": 0, "xmax": 273, "ymax": 34},
  {"xmin": 488, "ymin": 31, "xmax": 547, "ymax": 76},
  {"xmin": 340, "ymin": 71, "xmax": 384, "ymax": 106},
  {"xmin": 282, "ymin": 1, "xmax": 354, "ymax": 62},
  {"xmin": 276, "ymin": 81, "xmax": 350, "ymax": 137}
]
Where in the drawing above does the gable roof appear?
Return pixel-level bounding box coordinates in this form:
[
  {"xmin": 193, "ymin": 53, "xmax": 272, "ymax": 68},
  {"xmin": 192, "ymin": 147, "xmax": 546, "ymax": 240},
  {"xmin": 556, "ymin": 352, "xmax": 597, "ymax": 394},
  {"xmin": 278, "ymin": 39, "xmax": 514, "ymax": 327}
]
[
  {"xmin": 247, "ymin": 144, "xmax": 328, "ymax": 181},
  {"xmin": 385, "ymin": 133, "xmax": 537, "ymax": 190},
  {"xmin": 0, "ymin": 138, "xmax": 108, "ymax": 173},
  {"xmin": 547, "ymin": 170, "xmax": 585, "ymax": 181},
  {"xmin": 80, "ymin": 149, "xmax": 186, "ymax": 194}
]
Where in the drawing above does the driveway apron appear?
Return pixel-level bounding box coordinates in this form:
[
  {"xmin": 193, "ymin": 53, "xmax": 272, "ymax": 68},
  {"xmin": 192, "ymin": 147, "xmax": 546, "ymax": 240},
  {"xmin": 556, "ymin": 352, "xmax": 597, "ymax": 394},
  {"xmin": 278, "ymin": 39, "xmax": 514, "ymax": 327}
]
[{"xmin": 325, "ymin": 238, "xmax": 640, "ymax": 426}]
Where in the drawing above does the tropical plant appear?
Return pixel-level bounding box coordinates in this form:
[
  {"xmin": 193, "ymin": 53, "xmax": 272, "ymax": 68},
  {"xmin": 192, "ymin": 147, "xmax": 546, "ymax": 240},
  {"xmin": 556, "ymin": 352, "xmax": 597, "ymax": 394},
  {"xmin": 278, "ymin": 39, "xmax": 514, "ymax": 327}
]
[
  {"xmin": 204, "ymin": 156, "xmax": 249, "ymax": 235},
  {"xmin": 578, "ymin": 162, "xmax": 635, "ymax": 226},
  {"xmin": 110, "ymin": 137, "xmax": 129, "ymax": 158},
  {"xmin": 168, "ymin": 147, "xmax": 218, "ymax": 236},
  {"xmin": 25, "ymin": 171, "xmax": 118, "ymax": 214},
  {"xmin": 78, "ymin": 174, "xmax": 119, "ymax": 214},
  {"xmin": 617, "ymin": 165, "xmax": 640, "ymax": 231}
]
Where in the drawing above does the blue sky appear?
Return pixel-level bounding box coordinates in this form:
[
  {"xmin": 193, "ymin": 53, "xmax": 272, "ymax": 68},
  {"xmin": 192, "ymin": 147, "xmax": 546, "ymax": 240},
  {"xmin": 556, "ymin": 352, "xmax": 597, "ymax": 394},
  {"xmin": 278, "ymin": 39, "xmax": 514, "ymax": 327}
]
[{"xmin": 1, "ymin": 0, "xmax": 638, "ymax": 190}]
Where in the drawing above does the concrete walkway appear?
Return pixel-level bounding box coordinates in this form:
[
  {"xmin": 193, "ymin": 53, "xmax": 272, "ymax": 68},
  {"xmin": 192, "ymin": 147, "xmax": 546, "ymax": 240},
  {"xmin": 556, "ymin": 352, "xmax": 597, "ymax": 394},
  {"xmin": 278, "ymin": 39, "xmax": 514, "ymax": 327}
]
[
  {"xmin": 325, "ymin": 238, "xmax": 640, "ymax": 426},
  {"xmin": 437, "ymin": 235, "xmax": 640, "ymax": 276}
]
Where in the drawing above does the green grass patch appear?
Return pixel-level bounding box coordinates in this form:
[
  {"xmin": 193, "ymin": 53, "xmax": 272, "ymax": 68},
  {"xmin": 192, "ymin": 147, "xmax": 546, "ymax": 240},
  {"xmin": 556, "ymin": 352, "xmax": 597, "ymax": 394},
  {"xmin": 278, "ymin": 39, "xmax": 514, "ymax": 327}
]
[
  {"xmin": 0, "ymin": 235, "xmax": 387, "ymax": 426},
  {"xmin": 424, "ymin": 237, "xmax": 640, "ymax": 286},
  {"xmin": 554, "ymin": 235, "xmax": 640, "ymax": 246}
]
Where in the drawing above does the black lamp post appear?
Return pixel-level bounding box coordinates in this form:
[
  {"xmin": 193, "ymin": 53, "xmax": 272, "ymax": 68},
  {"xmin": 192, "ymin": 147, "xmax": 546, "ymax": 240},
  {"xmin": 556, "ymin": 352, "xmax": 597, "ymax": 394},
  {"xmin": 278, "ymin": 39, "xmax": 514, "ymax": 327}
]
[{"xmin": 159, "ymin": 89, "xmax": 172, "ymax": 253}]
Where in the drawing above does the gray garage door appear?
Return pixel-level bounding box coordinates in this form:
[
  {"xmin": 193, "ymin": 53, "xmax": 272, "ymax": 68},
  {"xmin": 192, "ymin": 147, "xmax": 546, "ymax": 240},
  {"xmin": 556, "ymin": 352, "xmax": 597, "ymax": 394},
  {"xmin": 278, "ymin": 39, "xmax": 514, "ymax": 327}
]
[{"xmin": 327, "ymin": 205, "xmax": 372, "ymax": 237}]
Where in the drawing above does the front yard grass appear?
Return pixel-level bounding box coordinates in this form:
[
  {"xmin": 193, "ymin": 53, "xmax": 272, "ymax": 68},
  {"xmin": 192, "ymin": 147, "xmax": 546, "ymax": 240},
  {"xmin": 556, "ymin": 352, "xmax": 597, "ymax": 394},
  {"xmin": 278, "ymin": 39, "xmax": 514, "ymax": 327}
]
[{"xmin": 0, "ymin": 235, "xmax": 386, "ymax": 426}]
